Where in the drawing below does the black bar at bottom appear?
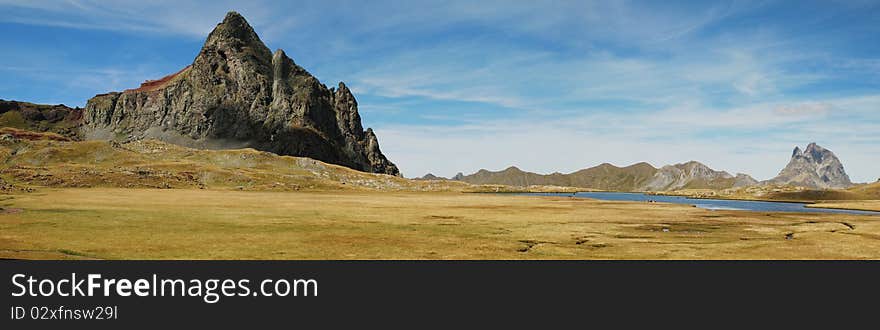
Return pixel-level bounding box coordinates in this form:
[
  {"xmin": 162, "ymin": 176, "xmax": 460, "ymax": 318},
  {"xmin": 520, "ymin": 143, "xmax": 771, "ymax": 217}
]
[{"xmin": 1, "ymin": 261, "xmax": 876, "ymax": 327}]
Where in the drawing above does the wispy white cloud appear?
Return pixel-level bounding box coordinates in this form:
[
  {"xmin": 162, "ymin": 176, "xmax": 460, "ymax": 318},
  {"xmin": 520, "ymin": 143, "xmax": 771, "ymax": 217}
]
[
  {"xmin": 774, "ymin": 102, "xmax": 832, "ymax": 117},
  {"xmin": 0, "ymin": 0, "xmax": 275, "ymax": 37}
]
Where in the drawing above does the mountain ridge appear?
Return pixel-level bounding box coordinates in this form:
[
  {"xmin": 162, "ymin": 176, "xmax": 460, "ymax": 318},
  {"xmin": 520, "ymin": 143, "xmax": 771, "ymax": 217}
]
[
  {"xmin": 441, "ymin": 161, "xmax": 756, "ymax": 192},
  {"xmin": 423, "ymin": 143, "xmax": 856, "ymax": 191},
  {"xmin": 0, "ymin": 100, "xmax": 82, "ymax": 138}
]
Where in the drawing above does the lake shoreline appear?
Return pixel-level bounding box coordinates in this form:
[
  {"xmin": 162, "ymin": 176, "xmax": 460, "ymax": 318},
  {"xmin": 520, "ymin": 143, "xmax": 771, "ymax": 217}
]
[{"xmin": 520, "ymin": 191, "xmax": 880, "ymax": 215}]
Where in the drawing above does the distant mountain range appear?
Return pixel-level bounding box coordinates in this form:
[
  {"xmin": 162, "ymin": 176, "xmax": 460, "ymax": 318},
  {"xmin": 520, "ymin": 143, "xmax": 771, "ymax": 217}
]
[
  {"xmin": 419, "ymin": 143, "xmax": 855, "ymax": 191},
  {"xmin": 419, "ymin": 161, "xmax": 757, "ymax": 191}
]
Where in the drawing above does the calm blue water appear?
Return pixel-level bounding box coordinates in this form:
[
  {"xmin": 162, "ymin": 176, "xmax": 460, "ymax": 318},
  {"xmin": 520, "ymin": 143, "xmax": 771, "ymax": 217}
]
[{"xmin": 522, "ymin": 192, "xmax": 880, "ymax": 216}]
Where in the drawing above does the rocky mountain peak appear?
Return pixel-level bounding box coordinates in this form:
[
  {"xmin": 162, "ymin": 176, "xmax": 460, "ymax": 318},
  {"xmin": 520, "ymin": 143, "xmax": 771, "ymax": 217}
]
[
  {"xmin": 81, "ymin": 11, "xmax": 399, "ymax": 176},
  {"xmin": 209, "ymin": 11, "xmax": 265, "ymax": 48},
  {"xmin": 643, "ymin": 161, "xmax": 733, "ymax": 191},
  {"xmin": 767, "ymin": 143, "xmax": 852, "ymax": 189},
  {"xmin": 195, "ymin": 11, "xmax": 273, "ymax": 78},
  {"xmin": 802, "ymin": 142, "xmax": 829, "ymax": 163}
]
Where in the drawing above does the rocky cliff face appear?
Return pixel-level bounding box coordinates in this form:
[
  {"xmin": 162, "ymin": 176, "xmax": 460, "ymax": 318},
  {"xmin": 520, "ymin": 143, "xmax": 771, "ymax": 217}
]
[
  {"xmin": 766, "ymin": 143, "xmax": 852, "ymax": 189},
  {"xmin": 82, "ymin": 12, "xmax": 399, "ymax": 176}
]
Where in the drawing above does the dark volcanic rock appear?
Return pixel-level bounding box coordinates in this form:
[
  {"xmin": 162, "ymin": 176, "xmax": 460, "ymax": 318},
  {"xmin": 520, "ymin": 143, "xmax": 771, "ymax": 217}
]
[
  {"xmin": 766, "ymin": 143, "xmax": 852, "ymax": 189},
  {"xmin": 82, "ymin": 11, "xmax": 399, "ymax": 176}
]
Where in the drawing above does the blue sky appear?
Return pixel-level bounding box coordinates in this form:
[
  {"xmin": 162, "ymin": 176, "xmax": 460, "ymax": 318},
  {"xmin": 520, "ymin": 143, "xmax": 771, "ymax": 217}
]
[{"xmin": 1, "ymin": 0, "xmax": 878, "ymax": 181}]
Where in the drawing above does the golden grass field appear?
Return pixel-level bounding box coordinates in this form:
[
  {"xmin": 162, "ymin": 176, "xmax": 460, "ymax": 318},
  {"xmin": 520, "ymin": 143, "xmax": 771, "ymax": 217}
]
[
  {"xmin": 808, "ymin": 201, "xmax": 880, "ymax": 212},
  {"xmin": 2, "ymin": 188, "xmax": 879, "ymax": 260},
  {"xmin": 0, "ymin": 131, "xmax": 878, "ymax": 260}
]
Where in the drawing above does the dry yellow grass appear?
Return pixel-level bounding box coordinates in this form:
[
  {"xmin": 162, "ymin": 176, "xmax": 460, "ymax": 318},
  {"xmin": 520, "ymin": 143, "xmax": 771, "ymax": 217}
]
[
  {"xmin": 1, "ymin": 188, "xmax": 879, "ymax": 260},
  {"xmin": 808, "ymin": 200, "xmax": 880, "ymax": 212}
]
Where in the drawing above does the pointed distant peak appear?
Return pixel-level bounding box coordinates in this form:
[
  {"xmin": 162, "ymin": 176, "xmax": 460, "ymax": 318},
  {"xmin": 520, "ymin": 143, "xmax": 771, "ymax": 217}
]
[
  {"xmin": 503, "ymin": 166, "xmax": 522, "ymax": 172},
  {"xmin": 773, "ymin": 142, "xmax": 851, "ymax": 188}
]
